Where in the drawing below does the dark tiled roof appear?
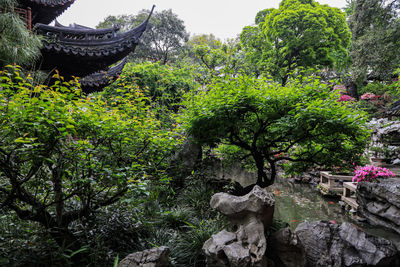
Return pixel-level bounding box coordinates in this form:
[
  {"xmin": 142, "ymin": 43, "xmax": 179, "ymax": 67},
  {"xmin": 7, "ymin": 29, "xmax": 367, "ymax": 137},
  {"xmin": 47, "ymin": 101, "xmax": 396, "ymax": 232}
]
[
  {"xmin": 18, "ymin": 0, "xmax": 75, "ymax": 24},
  {"xmin": 25, "ymin": 0, "xmax": 73, "ymax": 5},
  {"xmin": 35, "ymin": 6, "xmax": 153, "ymax": 78},
  {"xmin": 79, "ymin": 58, "xmax": 127, "ymax": 93}
]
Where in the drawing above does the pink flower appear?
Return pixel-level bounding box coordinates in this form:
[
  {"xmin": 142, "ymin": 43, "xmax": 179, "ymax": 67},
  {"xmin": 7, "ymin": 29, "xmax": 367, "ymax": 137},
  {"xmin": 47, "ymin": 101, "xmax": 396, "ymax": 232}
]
[
  {"xmin": 337, "ymin": 94, "xmax": 354, "ymax": 102},
  {"xmin": 352, "ymin": 165, "xmax": 395, "ymax": 183},
  {"xmin": 361, "ymin": 93, "xmax": 376, "ymax": 100}
]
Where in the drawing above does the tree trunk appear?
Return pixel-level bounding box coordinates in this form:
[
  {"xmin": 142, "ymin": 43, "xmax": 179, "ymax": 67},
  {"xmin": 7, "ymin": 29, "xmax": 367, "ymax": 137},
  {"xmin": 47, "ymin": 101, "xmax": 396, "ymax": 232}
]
[
  {"xmin": 253, "ymin": 152, "xmax": 272, "ymax": 187},
  {"xmin": 346, "ymin": 80, "xmax": 358, "ymax": 99},
  {"xmin": 281, "ymin": 75, "xmax": 288, "ymax": 86},
  {"xmin": 49, "ymin": 226, "xmax": 88, "ymax": 264}
]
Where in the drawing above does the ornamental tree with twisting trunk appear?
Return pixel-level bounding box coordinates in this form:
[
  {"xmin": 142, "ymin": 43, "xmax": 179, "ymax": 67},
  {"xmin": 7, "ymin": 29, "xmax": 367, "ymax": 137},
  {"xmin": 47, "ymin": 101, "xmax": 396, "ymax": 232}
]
[{"xmin": 183, "ymin": 75, "xmax": 369, "ymax": 187}]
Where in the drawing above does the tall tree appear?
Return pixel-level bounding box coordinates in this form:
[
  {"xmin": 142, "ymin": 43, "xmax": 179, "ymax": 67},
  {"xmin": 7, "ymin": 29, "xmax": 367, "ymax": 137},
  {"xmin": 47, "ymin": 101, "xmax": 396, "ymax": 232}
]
[
  {"xmin": 98, "ymin": 9, "xmax": 189, "ymax": 64},
  {"xmin": 348, "ymin": 0, "xmax": 400, "ymax": 85},
  {"xmin": 240, "ymin": 0, "xmax": 351, "ymax": 85},
  {"xmin": 239, "ymin": 9, "xmax": 274, "ymax": 77},
  {"xmin": 0, "ymin": 0, "xmax": 42, "ymax": 68}
]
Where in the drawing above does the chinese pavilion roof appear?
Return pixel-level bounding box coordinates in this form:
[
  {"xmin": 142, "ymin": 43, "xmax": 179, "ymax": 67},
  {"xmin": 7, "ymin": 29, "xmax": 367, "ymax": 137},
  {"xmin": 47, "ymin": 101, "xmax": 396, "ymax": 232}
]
[
  {"xmin": 35, "ymin": 15, "xmax": 150, "ymax": 78},
  {"xmin": 79, "ymin": 58, "xmax": 127, "ymax": 93},
  {"xmin": 16, "ymin": 0, "xmax": 155, "ymax": 93},
  {"xmin": 18, "ymin": 0, "xmax": 75, "ymax": 25}
]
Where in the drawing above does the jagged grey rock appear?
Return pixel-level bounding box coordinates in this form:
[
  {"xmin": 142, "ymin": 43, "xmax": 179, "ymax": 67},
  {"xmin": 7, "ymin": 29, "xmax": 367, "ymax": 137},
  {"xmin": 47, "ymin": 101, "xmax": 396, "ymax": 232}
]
[
  {"xmin": 117, "ymin": 246, "xmax": 169, "ymax": 267},
  {"xmin": 169, "ymin": 138, "xmax": 201, "ymax": 177},
  {"xmin": 295, "ymin": 221, "xmax": 399, "ymax": 267},
  {"xmin": 268, "ymin": 227, "xmax": 307, "ymax": 267},
  {"xmin": 368, "ymin": 118, "xmax": 400, "ymax": 161},
  {"xmin": 357, "ymin": 179, "xmax": 400, "ymax": 235},
  {"xmin": 203, "ymin": 185, "xmax": 274, "ymax": 266}
]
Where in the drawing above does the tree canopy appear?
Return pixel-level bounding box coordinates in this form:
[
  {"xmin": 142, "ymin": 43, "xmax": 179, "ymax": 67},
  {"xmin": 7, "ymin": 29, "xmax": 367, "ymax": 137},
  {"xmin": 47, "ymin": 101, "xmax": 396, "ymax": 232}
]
[
  {"xmin": 183, "ymin": 75, "xmax": 369, "ymax": 186},
  {"xmin": 240, "ymin": 0, "xmax": 351, "ymax": 84},
  {"xmin": 348, "ymin": 0, "xmax": 400, "ymax": 84},
  {"xmin": 97, "ymin": 9, "xmax": 189, "ymax": 64},
  {"xmin": 0, "ymin": 66, "xmax": 181, "ymax": 262}
]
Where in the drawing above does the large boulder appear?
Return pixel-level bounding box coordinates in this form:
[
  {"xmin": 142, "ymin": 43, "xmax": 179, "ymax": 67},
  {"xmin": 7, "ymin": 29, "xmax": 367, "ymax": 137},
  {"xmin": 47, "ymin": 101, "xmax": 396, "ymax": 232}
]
[
  {"xmin": 295, "ymin": 221, "xmax": 399, "ymax": 267},
  {"xmin": 168, "ymin": 138, "xmax": 202, "ymax": 187},
  {"xmin": 118, "ymin": 246, "xmax": 170, "ymax": 267},
  {"xmin": 267, "ymin": 227, "xmax": 307, "ymax": 267},
  {"xmin": 203, "ymin": 185, "xmax": 275, "ymax": 266},
  {"xmin": 357, "ymin": 179, "xmax": 400, "ymax": 235}
]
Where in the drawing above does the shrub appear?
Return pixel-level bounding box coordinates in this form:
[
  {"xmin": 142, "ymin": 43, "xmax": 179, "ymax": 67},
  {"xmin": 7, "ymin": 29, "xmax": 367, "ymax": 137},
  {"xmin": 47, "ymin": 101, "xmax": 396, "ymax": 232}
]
[
  {"xmin": 0, "ymin": 65, "xmax": 181, "ymax": 264},
  {"xmin": 337, "ymin": 94, "xmax": 354, "ymax": 102},
  {"xmin": 103, "ymin": 62, "xmax": 197, "ymax": 110},
  {"xmin": 352, "ymin": 165, "xmax": 394, "ymax": 183}
]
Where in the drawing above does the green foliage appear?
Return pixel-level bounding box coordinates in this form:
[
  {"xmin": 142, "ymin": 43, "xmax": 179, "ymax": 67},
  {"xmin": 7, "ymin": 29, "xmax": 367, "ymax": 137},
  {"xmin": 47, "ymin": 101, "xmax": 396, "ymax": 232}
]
[
  {"xmin": 172, "ymin": 218, "xmax": 226, "ymax": 266},
  {"xmin": 0, "ymin": 0, "xmax": 42, "ymax": 68},
  {"xmin": 348, "ymin": 0, "xmax": 400, "ymax": 83},
  {"xmin": 357, "ymin": 78, "xmax": 400, "ymax": 98},
  {"xmin": 354, "ymin": 100, "xmax": 380, "ymax": 118},
  {"xmin": 241, "ymin": 0, "xmax": 351, "ymax": 84},
  {"xmin": 103, "ymin": 62, "xmax": 197, "ymax": 112},
  {"xmin": 0, "ymin": 65, "xmax": 182, "ymax": 264},
  {"xmin": 183, "ymin": 75, "xmax": 370, "ymax": 186},
  {"xmin": 239, "ymin": 25, "xmax": 271, "ymax": 77},
  {"xmin": 98, "ymin": 9, "xmax": 189, "ymax": 64},
  {"xmin": 189, "ymin": 37, "xmax": 245, "ymax": 79}
]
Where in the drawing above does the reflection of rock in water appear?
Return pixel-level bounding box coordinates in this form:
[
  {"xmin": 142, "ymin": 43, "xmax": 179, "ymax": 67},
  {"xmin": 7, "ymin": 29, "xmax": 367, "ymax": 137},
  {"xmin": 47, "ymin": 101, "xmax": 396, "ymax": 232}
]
[
  {"xmin": 271, "ymin": 174, "xmax": 400, "ymax": 250},
  {"xmin": 271, "ymin": 175, "xmax": 350, "ymax": 229}
]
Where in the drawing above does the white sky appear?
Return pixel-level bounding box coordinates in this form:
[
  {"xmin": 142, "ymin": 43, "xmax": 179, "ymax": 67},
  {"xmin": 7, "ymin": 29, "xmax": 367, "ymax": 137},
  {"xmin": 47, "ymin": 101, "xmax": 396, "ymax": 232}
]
[{"xmin": 57, "ymin": 0, "xmax": 348, "ymax": 40}]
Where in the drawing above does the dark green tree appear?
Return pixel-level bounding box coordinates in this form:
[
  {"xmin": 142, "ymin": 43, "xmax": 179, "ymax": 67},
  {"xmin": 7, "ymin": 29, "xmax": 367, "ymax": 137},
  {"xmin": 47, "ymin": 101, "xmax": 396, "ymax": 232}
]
[
  {"xmin": 348, "ymin": 0, "xmax": 400, "ymax": 86},
  {"xmin": 0, "ymin": 0, "xmax": 42, "ymax": 68},
  {"xmin": 183, "ymin": 75, "xmax": 369, "ymax": 187},
  {"xmin": 98, "ymin": 9, "xmax": 189, "ymax": 64}
]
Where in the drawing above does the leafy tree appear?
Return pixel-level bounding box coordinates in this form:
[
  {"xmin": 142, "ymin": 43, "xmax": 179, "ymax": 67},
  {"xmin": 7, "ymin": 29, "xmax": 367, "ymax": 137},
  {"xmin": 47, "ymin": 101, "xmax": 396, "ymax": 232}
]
[
  {"xmin": 98, "ymin": 9, "xmax": 189, "ymax": 64},
  {"xmin": 183, "ymin": 34, "xmax": 221, "ymax": 66},
  {"xmin": 0, "ymin": 0, "xmax": 42, "ymax": 68},
  {"xmin": 191, "ymin": 38, "xmax": 241, "ymax": 74},
  {"xmin": 103, "ymin": 62, "xmax": 197, "ymax": 111},
  {"xmin": 183, "ymin": 75, "xmax": 369, "ymax": 187},
  {"xmin": 180, "ymin": 34, "xmax": 242, "ymax": 83},
  {"xmin": 0, "ymin": 66, "xmax": 181, "ymax": 264},
  {"xmin": 241, "ymin": 0, "xmax": 351, "ymax": 85},
  {"xmin": 348, "ymin": 0, "xmax": 400, "ymax": 85}
]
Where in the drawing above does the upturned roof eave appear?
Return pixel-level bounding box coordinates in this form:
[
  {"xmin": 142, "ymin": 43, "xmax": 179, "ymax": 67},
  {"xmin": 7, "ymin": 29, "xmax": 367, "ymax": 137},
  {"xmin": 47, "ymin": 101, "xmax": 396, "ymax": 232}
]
[
  {"xmin": 35, "ymin": 5, "xmax": 155, "ymax": 51},
  {"xmin": 79, "ymin": 58, "xmax": 128, "ymax": 93}
]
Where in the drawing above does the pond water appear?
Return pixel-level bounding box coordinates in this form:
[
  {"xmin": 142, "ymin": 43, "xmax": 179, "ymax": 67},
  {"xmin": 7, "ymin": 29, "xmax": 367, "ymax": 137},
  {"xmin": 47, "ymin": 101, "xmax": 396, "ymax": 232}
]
[
  {"xmin": 270, "ymin": 175, "xmax": 400, "ymax": 249},
  {"xmin": 271, "ymin": 176, "xmax": 350, "ymax": 229}
]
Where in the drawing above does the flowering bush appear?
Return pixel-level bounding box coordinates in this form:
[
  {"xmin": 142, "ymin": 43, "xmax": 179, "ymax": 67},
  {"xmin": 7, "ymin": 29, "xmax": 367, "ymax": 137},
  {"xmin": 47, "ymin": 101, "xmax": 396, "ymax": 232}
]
[
  {"xmin": 360, "ymin": 92, "xmax": 381, "ymax": 100},
  {"xmin": 337, "ymin": 94, "xmax": 354, "ymax": 102},
  {"xmin": 352, "ymin": 165, "xmax": 394, "ymax": 183}
]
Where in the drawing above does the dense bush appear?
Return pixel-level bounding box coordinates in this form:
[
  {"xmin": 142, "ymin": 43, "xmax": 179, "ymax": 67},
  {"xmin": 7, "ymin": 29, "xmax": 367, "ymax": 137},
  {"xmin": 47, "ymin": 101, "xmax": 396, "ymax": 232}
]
[
  {"xmin": 0, "ymin": 66, "xmax": 182, "ymax": 265},
  {"xmin": 103, "ymin": 62, "xmax": 198, "ymax": 111},
  {"xmin": 358, "ymin": 79, "xmax": 400, "ymax": 97}
]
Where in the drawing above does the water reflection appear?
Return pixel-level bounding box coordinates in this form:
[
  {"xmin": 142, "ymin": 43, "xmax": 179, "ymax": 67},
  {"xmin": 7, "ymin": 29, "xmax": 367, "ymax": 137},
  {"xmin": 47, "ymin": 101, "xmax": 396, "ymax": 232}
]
[
  {"xmin": 270, "ymin": 176, "xmax": 400, "ymax": 249},
  {"xmin": 271, "ymin": 176, "xmax": 349, "ymax": 229}
]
